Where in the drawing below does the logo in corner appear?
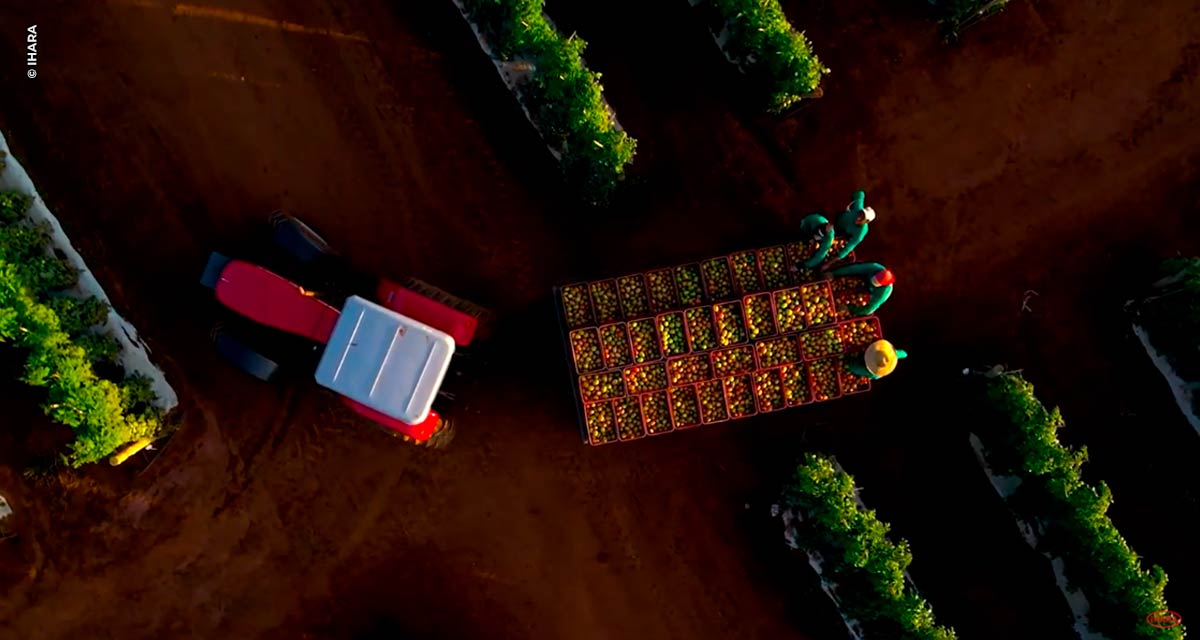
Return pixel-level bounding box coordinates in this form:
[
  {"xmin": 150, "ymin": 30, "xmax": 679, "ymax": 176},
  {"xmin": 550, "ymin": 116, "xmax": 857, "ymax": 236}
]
[
  {"xmin": 26, "ymin": 24, "xmax": 37, "ymax": 78},
  {"xmin": 1146, "ymin": 610, "xmax": 1183, "ymax": 630}
]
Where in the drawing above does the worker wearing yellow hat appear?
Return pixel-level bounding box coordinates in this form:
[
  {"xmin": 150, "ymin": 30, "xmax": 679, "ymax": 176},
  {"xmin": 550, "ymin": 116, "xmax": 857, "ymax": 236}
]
[{"xmin": 847, "ymin": 339, "xmax": 908, "ymax": 379}]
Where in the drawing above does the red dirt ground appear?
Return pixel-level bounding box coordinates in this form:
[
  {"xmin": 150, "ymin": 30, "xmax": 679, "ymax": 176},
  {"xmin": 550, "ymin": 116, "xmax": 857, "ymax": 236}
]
[{"xmin": 1, "ymin": 0, "xmax": 1198, "ymax": 638}]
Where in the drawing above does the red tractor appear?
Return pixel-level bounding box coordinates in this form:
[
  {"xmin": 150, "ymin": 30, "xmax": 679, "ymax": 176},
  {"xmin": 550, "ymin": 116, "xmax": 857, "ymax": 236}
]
[{"xmin": 199, "ymin": 213, "xmax": 491, "ymax": 448}]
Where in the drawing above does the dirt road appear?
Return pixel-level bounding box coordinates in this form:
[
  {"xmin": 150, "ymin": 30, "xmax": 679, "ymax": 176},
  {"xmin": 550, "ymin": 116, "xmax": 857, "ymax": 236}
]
[{"xmin": 0, "ymin": 0, "xmax": 1197, "ymax": 638}]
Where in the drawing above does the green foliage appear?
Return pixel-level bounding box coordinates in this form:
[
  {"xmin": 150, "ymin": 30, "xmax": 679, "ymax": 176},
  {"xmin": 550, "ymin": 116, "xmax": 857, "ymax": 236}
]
[
  {"xmin": 459, "ymin": 0, "xmax": 636, "ymax": 204},
  {"xmin": 119, "ymin": 373, "xmax": 159, "ymax": 418},
  {"xmin": 0, "ymin": 191, "xmax": 31, "ymax": 225},
  {"xmin": 0, "ymin": 219, "xmax": 79, "ymax": 295},
  {"xmin": 979, "ymin": 375, "xmax": 1183, "ymax": 640},
  {"xmin": 0, "ymin": 190, "xmax": 164, "ymax": 466},
  {"xmin": 46, "ymin": 295, "xmax": 110, "ymax": 335},
  {"xmin": 0, "ymin": 221, "xmax": 51, "ymax": 261},
  {"xmin": 709, "ymin": 0, "xmax": 829, "ymax": 112},
  {"xmin": 782, "ymin": 454, "xmax": 958, "ymax": 640},
  {"xmin": 75, "ymin": 331, "xmax": 121, "ymax": 364}
]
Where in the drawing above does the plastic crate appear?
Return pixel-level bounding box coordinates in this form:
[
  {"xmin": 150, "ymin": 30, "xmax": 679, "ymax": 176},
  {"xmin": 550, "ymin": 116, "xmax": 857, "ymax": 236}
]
[
  {"xmin": 838, "ymin": 316, "xmax": 883, "ymax": 352},
  {"xmin": 674, "ymin": 263, "xmax": 706, "ymax": 307},
  {"xmin": 723, "ymin": 374, "xmax": 758, "ymax": 419},
  {"xmin": 729, "ymin": 250, "xmax": 764, "ymax": 294},
  {"xmin": 683, "ymin": 305, "xmax": 719, "ymax": 352},
  {"xmin": 617, "ymin": 274, "xmax": 651, "ymax": 319},
  {"xmin": 743, "ymin": 292, "xmax": 777, "ymax": 340},
  {"xmin": 623, "ymin": 361, "xmax": 668, "ymax": 395},
  {"xmin": 701, "ymin": 257, "xmax": 736, "ymax": 301},
  {"xmin": 656, "ymin": 310, "xmax": 690, "ymax": 358},
  {"xmin": 839, "ymin": 356, "xmax": 873, "ymax": 396},
  {"xmin": 757, "ymin": 245, "xmax": 790, "ymax": 290},
  {"xmin": 711, "ymin": 345, "xmax": 756, "ymax": 377},
  {"xmin": 560, "ymin": 282, "xmax": 595, "ymax": 329},
  {"xmin": 596, "ymin": 323, "xmax": 634, "ymax": 369},
  {"xmin": 752, "ymin": 367, "xmax": 786, "ymax": 413},
  {"xmin": 627, "ymin": 318, "xmax": 662, "ymax": 364},
  {"xmin": 808, "ymin": 357, "xmax": 843, "ymax": 402},
  {"xmin": 646, "ymin": 268, "xmax": 679, "ymax": 313},
  {"xmin": 696, "ymin": 379, "xmax": 731, "ymax": 424},
  {"xmin": 568, "ymin": 327, "xmax": 605, "ymax": 374},
  {"xmin": 668, "ymin": 353, "xmax": 712, "ymax": 386},
  {"xmin": 579, "ymin": 370, "xmax": 625, "ymax": 402},
  {"xmin": 781, "ymin": 363, "xmax": 813, "ymax": 406},
  {"xmin": 668, "ymin": 385, "xmax": 703, "ymax": 429},
  {"xmin": 613, "ymin": 395, "xmax": 646, "ymax": 441},
  {"xmin": 772, "ymin": 287, "xmax": 807, "ymax": 334},
  {"xmin": 831, "ymin": 275, "xmax": 871, "ymax": 322},
  {"xmin": 798, "ymin": 281, "xmax": 836, "ymax": 327},
  {"xmin": 799, "ymin": 325, "xmax": 844, "ymax": 361},
  {"xmin": 713, "ymin": 300, "xmax": 748, "ymax": 347},
  {"xmin": 783, "ymin": 237, "xmax": 856, "ymax": 286},
  {"xmin": 589, "ymin": 279, "xmax": 623, "ymax": 325},
  {"xmin": 584, "ymin": 400, "xmax": 618, "ymax": 445},
  {"xmin": 755, "ymin": 335, "xmax": 802, "ymax": 369},
  {"xmin": 640, "ymin": 390, "xmax": 674, "ymax": 435}
]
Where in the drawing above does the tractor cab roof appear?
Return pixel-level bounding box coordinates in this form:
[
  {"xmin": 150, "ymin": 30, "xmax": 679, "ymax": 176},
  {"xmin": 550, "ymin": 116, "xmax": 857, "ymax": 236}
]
[{"xmin": 315, "ymin": 296, "xmax": 455, "ymax": 425}]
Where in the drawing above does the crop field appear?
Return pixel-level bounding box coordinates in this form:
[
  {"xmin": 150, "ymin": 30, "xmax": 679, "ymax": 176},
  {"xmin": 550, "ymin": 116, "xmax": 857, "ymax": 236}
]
[{"xmin": 0, "ymin": 0, "xmax": 1198, "ymax": 639}]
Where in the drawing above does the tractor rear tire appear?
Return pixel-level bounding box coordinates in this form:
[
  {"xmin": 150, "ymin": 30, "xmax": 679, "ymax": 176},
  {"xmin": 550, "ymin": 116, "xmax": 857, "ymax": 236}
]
[
  {"xmin": 420, "ymin": 415, "xmax": 456, "ymax": 449},
  {"xmin": 269, "ymin": 211, "xmax": 336, "ymax": 265},
  {"xmin": 400, "ymin": 277, "xmax": 496, "ymax": 342}
]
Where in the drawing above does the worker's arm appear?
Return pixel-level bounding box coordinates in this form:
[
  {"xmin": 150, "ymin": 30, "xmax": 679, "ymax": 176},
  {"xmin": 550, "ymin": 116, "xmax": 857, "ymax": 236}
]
[
  {"xmin": 799, "ymin": 214, "xmax": 834, "ymax": 268},
  {"xmin": 826, "ymin": 262, "xmax": 886, "ymax": 279},
  {"xmin": 835, "ymin": 222, "xmax": 868, "ymax": 260},
  {"xmin": 846, "ymin": 357, "xmax": 880, "ymax": 380},
  {"xmin": 849, "ymin": 284, "xmax": 893, "ymax": 316},
  {"xmin": 847, "ymin": 190, "xmax": 866, "ymax": 212}
]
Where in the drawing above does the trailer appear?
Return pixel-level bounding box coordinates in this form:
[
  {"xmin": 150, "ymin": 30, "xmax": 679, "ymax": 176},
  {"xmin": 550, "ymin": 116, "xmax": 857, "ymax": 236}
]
[{"xmin": 555, "ymin": 236, "xmax": 889, "ymax": 445}]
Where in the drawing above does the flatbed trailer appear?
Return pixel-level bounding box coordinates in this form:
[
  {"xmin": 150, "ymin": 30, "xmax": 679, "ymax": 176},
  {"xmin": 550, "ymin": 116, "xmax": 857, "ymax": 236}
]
[{"xmin": 555, "ymin": 236, "xmax": 890, "ymax": 445}]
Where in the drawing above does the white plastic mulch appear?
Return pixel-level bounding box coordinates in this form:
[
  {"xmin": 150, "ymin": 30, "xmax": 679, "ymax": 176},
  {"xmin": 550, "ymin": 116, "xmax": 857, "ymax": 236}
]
[
  {"xmin": 0, "ymin": 131, "xmax": 178, "ymax": 412},
  {"xmin": 1131, "ymin": 322, "xmax": 1200, "ymax": 437},
  {"xmin": 969, "ymin": 434, "xmax": 1110, "ymax": 640}
]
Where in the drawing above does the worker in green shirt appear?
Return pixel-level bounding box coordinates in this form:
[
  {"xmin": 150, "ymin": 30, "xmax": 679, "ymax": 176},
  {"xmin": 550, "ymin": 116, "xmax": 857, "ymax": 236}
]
[
  {"xmin": 825, "ymin": 262, "xmax": 894, "ymax": 316},
  {"xmin": 847, "ymin": 339, "xmax": 908, "ymax": 380},
  {"xmin": 797, "ymin": 190, "xmax": 876, "ymax": 268}
]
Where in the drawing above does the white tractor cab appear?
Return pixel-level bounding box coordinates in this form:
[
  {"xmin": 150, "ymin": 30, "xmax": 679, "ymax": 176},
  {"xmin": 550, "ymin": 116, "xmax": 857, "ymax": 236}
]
[{"xmin": 315, "ymin": 296, "xmax": 456, "ymax": 426}]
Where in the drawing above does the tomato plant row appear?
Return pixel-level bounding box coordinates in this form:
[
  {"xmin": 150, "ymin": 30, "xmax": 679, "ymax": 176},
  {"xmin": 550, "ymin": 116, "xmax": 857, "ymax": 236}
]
[
  {"xmin": 974, "ymin": 375, "xmax": 1182, "ymax": 640},
  {"xmin": 456, "ymin": 0, "xmax": 636, "ymax": 204},
  {"xmin": 704, "ymin": 0, "xmax": 829, "ymax": 112},
  {"xmin": 0, "ymin": 191, "xmax": 163, "ymax": 466},
  {"xmin": 780, "ymin": 454, "xmax": 960, "ymax": 639}
]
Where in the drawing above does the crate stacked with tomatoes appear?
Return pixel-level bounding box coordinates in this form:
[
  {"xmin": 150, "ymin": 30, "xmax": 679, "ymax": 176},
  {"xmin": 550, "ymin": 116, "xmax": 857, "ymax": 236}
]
[{"xmin": 557, "ymin": 237, "xmax": 888, "ymax": 445}]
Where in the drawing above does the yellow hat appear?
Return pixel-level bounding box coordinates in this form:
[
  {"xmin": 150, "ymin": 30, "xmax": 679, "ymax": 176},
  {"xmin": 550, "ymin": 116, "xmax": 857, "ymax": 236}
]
[{"xmin": 864, "ymin": 340, "xmax": 901, "ymax": 377}]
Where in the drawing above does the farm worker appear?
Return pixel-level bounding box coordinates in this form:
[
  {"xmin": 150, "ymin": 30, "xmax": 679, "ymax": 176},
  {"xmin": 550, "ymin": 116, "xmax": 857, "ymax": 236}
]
[
  {"xmin": 825, "ymin": 261, "xmax": 894, "ymax": 316},
  {"xmin": 797, "ymin": 215, "xmax": 836, "ymax": 268},
  {"xmin": 832, "ymin": 190, "xmax": 875, "ymax": 260},
  {"xmin": 847, "ymin": 339, "xmax": 908, "ymax": 380},
  {"xmin": 796, "ymin": 190, "xmax": 876, "ymax": 268}
]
